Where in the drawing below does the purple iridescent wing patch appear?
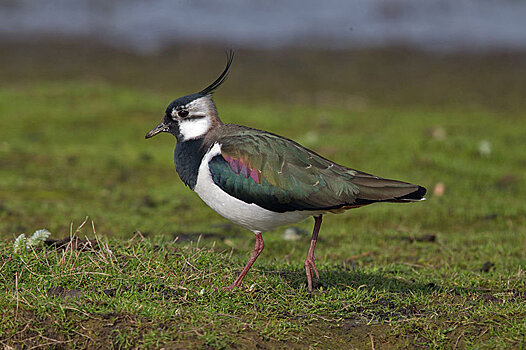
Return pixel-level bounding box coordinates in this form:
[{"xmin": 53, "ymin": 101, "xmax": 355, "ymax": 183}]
[{"xmin": 222, "ymin": 153, "xmax": 261, "ymax": 184}]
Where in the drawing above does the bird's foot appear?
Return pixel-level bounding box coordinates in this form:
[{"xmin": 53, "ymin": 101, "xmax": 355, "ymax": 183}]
[
  {"xmin": 304, "ymin": 256, "xmax": 320, "ymax": 292},
  {"xmin": 222, "ymin": 283, "xmax": 238, "ymax": 291}
]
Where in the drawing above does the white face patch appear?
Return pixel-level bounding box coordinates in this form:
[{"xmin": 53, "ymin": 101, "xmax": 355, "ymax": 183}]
[{"xmin": 179, "ymin": 116, "xmax": 211, "ymax": 141}]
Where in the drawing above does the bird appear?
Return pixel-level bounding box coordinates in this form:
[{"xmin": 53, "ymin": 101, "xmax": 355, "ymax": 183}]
[{"xmin": 145, "ymin": 51, "xmax": 426, "ymax": 292}]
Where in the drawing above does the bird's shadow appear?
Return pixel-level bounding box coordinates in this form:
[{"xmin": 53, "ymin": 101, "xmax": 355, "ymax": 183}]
[
  {"xmin": 253, "ymin": 264, "xmax": 514, "ymax": 322},
  {"xmin": 260, "ymin": 264, "xmax": 501, "ymax": 300},
  {"xmin": 263, "ymin": 265, "xmax": 435, "ymax": 293}
]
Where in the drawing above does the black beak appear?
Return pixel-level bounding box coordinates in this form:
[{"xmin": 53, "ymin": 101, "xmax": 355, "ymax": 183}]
[{"xmin": 145, "ymin": 121, "xmax": 168, "ymax": 139}]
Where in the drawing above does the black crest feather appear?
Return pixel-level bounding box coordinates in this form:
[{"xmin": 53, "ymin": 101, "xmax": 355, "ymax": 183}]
[{"xmin": 199, "ymin": 50, "xmax": 234, "ymax": 95}]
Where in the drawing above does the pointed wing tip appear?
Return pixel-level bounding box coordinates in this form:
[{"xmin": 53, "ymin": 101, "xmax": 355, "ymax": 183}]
[{"xmin": 398, "ymin": 185, "xmax": 427, "ymax": 202}]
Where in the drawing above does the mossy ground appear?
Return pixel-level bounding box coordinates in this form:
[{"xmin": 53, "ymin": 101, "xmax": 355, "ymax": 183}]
[{"xmin": 0, "ymin": 41, "xmax": 525, "ymax": 348}]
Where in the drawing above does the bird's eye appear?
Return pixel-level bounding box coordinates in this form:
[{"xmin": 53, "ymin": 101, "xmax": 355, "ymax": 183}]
[{"xmin": 179, "ymin": 110, "xmax": 189, "ymax": 118}]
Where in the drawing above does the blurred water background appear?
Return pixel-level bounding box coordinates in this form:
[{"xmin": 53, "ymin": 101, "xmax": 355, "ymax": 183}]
[{"xmin": 1, "ymin": 0, "xmax": 526, "ymax": 54}]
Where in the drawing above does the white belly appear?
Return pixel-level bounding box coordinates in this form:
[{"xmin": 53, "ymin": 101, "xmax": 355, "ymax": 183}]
[{"xmin": 193, "ymin": 143, "xmax": 321, "ymax": 232}]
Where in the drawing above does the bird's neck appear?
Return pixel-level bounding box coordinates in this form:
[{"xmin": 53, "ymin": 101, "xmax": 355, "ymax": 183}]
[{"xmin": 174, "ymin": 137, "xmax": 209, "ymax": 190}]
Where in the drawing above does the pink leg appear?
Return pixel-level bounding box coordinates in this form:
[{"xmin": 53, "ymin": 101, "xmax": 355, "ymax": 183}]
[
  {"xmin": 305, "ymin": 215, "xmax": 323, "ymax": 292},
  {"xmin": 224, "ymin": 231, "xmax": 264, "ymax": 291}
]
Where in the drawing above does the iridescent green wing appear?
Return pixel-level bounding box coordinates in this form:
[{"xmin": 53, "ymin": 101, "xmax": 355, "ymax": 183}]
[{"xmin": 208, "ymin": 125, "xmax": 423, "ymax": 213}]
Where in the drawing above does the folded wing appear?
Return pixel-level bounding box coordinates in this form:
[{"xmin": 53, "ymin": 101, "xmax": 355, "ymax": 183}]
[{"xmin": 208, "ymin": 125, "xmax": 426, "ymax": 213}]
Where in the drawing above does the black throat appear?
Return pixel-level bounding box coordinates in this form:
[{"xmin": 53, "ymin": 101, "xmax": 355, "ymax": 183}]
[{"xmin": 174, "ymin": 138, "xmax": 208, "ymax": 190}]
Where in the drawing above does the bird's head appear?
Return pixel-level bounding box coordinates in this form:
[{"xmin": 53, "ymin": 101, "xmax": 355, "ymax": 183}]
[{"xmin": 145, "ymin": 51, "xmax": 233, "ymax": 142}]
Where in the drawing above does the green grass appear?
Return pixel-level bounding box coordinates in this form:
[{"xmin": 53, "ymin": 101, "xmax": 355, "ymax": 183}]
[{"xmin": 0, "ymin": 44, "xmax": 525, "ymax": 348}]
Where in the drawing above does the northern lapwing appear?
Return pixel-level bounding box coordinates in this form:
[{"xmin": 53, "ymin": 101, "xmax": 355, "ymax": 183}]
[{"xmin": 145, "ymin": 52, "xmax": 426, "ymax": 292}]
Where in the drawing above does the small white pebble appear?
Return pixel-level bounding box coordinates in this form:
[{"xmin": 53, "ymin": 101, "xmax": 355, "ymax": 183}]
[
  {"xmin": 283, "ymin": 227, "xmax": 306, "ymax": 241},
  {"xmin": 478, "ymin": 140, "xmax": 491, "ymax": 157}
]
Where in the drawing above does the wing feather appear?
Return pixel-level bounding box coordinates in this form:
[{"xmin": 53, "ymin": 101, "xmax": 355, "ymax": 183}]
[{"xmin": 206, "ymin": 125, "xmax": 425, "ymax": 213}]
